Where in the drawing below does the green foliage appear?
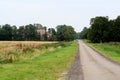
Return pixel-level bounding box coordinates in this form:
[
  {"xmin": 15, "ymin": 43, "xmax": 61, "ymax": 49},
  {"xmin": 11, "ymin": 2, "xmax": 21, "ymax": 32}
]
[
  {"xmin": 12, "ymin": 25, "xmax": 18, "ymax": 40},
  {"xmin": 83, "ymin": 15, "xmax": 120, "ymax": 43},
  {"xmin": 48, "ymin": 28, "xmax": 57, "ymax": 41},
  {"xmin": 56, "ymin": 25, "xmax": 76, "ymax": 41},
  {"xmin": 112, "ymin": 16, "xmax": 120, "ymax": 41},
  {"xmin": 17, "ymin": 26, "xmax": 25, "ymax": 41},
  {"xmin": 0, "ymin": 23, "xmax": 76, "ymax": 41},
  {"xmin": 0, "ymin": 24, "xmax": 13, "ymax": 40},
  {"xmin": 0, "ymin": 24, "xmax": 42, "ymax": 41},
  {"xmin": 34, "ymin": 23, "xmax": 43, "ymax": 29},
  {"xmin": 79, "ymin": 27, "xmax": 89, "ymax": 39},
  {"xmin": 88, "ymin": 16, "xmax": 109, "ymax": 43},
  {"xmin": 24, "ymin": 24, "xmax": 38, "ymax": 41}
]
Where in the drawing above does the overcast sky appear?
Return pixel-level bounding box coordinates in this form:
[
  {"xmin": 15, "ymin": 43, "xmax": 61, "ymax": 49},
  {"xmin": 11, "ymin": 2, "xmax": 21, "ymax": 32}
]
[{"xmin": 0, "ymin": 0, "xmax": 120, "ymax": 32}]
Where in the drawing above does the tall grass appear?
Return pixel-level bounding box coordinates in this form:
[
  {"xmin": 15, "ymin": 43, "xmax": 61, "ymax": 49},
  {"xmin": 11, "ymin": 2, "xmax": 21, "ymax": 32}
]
[{"xmin": 0, "ymin": 42, "xmax": 73, "ymax": 63}]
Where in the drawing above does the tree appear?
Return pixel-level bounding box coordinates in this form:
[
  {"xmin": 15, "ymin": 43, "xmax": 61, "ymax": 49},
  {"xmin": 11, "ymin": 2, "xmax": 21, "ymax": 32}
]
[
  {"xmin": 34, "ymin": 23, "xmax": 43, "ymax": 29},
  {"xmin": 114, "ymin": 16, "xmax": 120, "ymax": 41},
  {"xmin": 88, "ymin": 16, "xmax": 109, "ymax": 43},
  {"xmin": 17, "ymin": 26, "xmax": 25, "ymax": 41},
  {"xmin": 56, "ymin": 25, "xmax": 76, "ymax": 41},
  {"xmin": 0, "ymin": 25, "xmax": 3, "ymax": 40},
  {"xmin": 12, "ymin": 25, "xmax": 17, "ymax": 40},
  {"xmin": 79, "ymin": 27, "xmax": 89, "ymax": 39},
  {"xmin": 2, "ymin": 24, "xmax": 12, "ymax": 40},
  {"xmin": 48, "ymin": 28, "xmax": 57, "ymax": 41},
  {"xmin": 24, "ymin": 24, "xmax": 38, "ymax": 41}
]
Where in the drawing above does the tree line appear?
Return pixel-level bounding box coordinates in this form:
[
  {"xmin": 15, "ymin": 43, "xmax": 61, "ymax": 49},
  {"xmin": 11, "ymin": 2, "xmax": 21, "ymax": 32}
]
[
  {"xmin": 0, "ymin": 24, "xmax": 76, "ymax": 41},
  {"xmin": 79, "ymin": 16, "xmax": 120, "ymax": 43}
]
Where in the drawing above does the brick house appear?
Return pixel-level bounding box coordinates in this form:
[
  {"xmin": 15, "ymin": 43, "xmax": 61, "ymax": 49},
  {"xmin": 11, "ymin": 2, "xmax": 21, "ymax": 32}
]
[
  {"xmin": 37, "ymin": 29, "xmax": 46, "ymax": 40},
  {"xmin": 35, "ymin": 23, "xmax": 52, "ymax": 40}
]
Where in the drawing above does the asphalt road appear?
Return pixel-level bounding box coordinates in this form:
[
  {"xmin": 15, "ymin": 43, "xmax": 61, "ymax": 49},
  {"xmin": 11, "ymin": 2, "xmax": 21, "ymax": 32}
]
[{"xmin": 79, "ymin": 40, "xmax": 120, "ymax": 80}]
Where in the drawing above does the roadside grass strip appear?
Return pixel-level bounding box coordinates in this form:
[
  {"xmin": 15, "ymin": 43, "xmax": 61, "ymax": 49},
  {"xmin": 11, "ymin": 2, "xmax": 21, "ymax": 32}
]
[{"xmin": 87, "ymin": 42, "xmax": 120, "ymax": 64}]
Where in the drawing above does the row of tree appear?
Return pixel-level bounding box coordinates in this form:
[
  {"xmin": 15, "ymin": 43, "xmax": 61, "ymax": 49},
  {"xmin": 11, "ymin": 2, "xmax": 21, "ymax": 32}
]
[
  {"xmin": 79, "ymin": 16, "xmax": 120, "ymax": 43},
  {"xmin": 0, "ymin": 24, "xmax": 41, "ymax": 41},
  {"xmin": 0, "ymin": 24, "xmax": 76, "ymax": 41}
]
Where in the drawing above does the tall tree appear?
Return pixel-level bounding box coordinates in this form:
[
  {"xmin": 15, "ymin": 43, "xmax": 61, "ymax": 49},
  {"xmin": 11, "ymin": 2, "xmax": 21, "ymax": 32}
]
[
  {"xmin": 79, "ymin": 27, "xmax": 89, "ymax": 39},
  {"xmin": 108, "ymin": 19, "xmax": 116, "ymax": 41},
  {"xmin": 48, "ymin": 28, "xmax": 57, "ymax": 41},
  {"xmin": 88, "ymin": 16, "xmax": 109, "ymax": 43},
  {"xmin": 24, "ymin": 24, "xmax": 38, "ymax": 41},
  {"xmin": 2, "ymin": 24, "xmax": 12, "ymax": 40},
  {"xmin": 56, "ymin": 25, "xmax": 76, "ymax": 41},
  {"xmin": 0, "ymin": 25, "xmax": 2, "ymax": 40},
  {"xmin": 17, "ymin": 26, "xmax": 25, "ymax": 41},
  {"xmin": 34, "ymin": 23, "xmax": 43, "ymax": 29},
  {"xmin": 114, "ymin": 16, "xmax": 120, "ymax": 41},
  {"xmin": 12, "ymin": 25, "xmax": 17, "ymax": 40}
]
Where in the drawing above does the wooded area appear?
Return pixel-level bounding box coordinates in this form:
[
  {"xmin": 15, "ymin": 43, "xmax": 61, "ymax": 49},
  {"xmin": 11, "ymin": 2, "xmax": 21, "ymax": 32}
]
[
  {"xmin": 0, "ymin": 24, "xmax": 76, "ymax": 41},
  {"xmin": 79, "ymin": 16, "xmax": 120, "ymax": 43}
]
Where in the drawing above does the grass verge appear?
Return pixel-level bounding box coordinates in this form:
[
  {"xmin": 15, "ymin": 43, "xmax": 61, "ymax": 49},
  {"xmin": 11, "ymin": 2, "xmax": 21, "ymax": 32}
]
[
  {"xmin": 86, "ymin": 41, "xmax": 120, "ymax": 64},
  {"xmin": 0, "ymin": 41, "xmax": 77, "ymax": 80}
]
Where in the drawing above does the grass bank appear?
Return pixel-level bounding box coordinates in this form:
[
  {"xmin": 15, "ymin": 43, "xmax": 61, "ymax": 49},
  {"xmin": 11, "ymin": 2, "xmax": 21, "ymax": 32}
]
[
  {"xmin": 86, "ymin": 41, "xmax": 120, "ymax": 63},
  {"xmin": 0, "ymin": 41, "xmax": 77, "ymax": 80}
]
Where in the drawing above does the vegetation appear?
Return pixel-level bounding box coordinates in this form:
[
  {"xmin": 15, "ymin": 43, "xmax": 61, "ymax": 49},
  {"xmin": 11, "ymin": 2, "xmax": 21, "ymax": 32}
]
[
  {"xmin": 79, "ymin": 15, "xmax": 120, "ymax": 64},
  {"xmin": 78, "ymin": 27, "xmax": 89, "ymax": 39},
  {"xmin": 0, "ymin": 41, "xmax": 77, "ymax": 80},
  {"xmin": 88, "ymin": 16, "xmax": 109, "ymax": 43},
  {"xmin": 56, "ymin": 25, "xmax": 76, "ymax": 41},
  {"xmin": 86, "ymin": 41, "xmax": 120, "ymax": 63},
  {"xmin": 48, "ymin": 28, "xmax": 57, "ymax": 41},
  {"xmin": 79, "ymin": 16, "xmax": 120, "ymax": 43},
  {"xmin": 0, "ymin": 41, "xmax": 57, "ymax": 63},
  {"xmin": 0, "ymin": 24, "xmax": 76, "ymax": 41}
]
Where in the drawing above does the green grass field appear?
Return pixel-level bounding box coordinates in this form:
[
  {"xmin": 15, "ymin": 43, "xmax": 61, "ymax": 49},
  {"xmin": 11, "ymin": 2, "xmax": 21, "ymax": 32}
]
[
  {"xmin": 0, "ymin": 41, "xmax": 77, "ymax": 80},
  {"xmin": 86, "ymin": 41, "xmax": 120, "ymax": 63}
]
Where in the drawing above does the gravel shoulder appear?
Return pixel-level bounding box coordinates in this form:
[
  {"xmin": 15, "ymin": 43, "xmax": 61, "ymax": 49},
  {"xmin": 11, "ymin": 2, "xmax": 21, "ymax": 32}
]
[{"xmin": 65, "ymin": 43, "xmax": 84, "ymax": 80}]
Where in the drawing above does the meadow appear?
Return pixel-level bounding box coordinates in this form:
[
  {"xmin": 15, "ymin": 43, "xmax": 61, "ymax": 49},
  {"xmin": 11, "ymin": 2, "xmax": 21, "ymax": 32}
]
[
  {"xmin": 0, "ymin": 41, "xmax": 77, "ymax": 80},
  {"xmin": 86, "ymin": 41, "xmax": 120, "ymax": 64}
]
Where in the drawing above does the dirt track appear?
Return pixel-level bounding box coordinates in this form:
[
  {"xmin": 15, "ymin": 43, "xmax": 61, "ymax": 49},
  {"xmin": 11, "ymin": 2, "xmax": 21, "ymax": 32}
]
[{"xmin": 66, "ymin": 40, "xmax": 120, "ymax": 80}]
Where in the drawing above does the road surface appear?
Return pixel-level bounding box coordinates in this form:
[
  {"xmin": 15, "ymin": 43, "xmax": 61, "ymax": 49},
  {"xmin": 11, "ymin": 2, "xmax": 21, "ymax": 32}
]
[{"xmin": 79, "ymin": 40, "xmax": 120, "ymax": 80}]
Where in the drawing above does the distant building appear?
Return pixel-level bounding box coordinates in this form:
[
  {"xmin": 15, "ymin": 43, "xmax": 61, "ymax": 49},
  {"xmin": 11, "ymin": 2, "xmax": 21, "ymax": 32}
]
[
  {"xmin": 37, "ymin": 29, "xmax": 46, "ymax": 40},
  {"xmin": 34, "ymin": 23, "xmax": 47, "ymax": 40},
  {"xmin": 34, "ymin": 23, "xmax": 52, "ymax": 41}
]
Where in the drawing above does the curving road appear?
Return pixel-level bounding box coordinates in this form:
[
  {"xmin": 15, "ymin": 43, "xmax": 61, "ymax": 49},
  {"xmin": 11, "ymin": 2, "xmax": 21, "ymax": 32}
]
[{"xmin": 79, "ymin": 40, "xmax": 120, "ymax": 80}]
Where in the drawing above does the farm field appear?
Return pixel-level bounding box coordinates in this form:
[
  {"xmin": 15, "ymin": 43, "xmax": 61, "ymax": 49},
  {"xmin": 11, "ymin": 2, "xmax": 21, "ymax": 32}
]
[
  {"xmin": 0, "ymin": 41, "xmax": 77, "ymax": 80},
  {"xmin": 86, "ymin": 41, "xmax": 120, "ymax": 63},
  {"xmin": 0, "ymin": 41, "xmax": 57, "ymax": 63}
]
